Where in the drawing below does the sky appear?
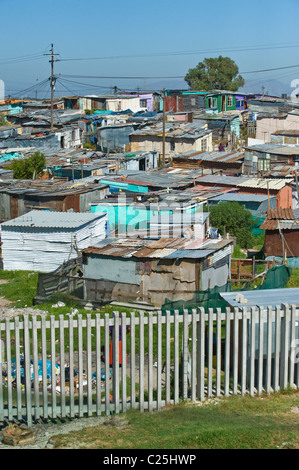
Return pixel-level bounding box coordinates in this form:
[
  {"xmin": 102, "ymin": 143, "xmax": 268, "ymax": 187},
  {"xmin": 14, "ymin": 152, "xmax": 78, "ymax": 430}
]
[{"xmin": 1, "ymin": 0, "xmax": 299, "ymax": 98}]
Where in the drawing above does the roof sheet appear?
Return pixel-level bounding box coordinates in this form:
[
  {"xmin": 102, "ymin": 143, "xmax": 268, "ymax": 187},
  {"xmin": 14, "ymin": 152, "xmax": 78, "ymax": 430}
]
[
  {"xmin": 237, "ymin": 178, "xmax": 293, "ymax": 190},
  {"xmin": 1, "ymin": 210, "xmax": 106, "ymax": 229},
  {"xmin": 220, "ymin": 288, "xmax": 299, "ymax": 309}
]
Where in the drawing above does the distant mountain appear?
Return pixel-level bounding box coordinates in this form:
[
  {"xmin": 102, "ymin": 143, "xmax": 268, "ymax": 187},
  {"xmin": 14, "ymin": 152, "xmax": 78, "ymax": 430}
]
[{"xmin": 239, "ymin": 78, "xmax": 291, "ymax": 98}]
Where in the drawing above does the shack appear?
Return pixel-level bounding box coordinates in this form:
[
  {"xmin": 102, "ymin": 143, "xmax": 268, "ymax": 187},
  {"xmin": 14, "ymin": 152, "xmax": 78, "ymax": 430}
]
[
  {"xmin": 82, "ymin": 236, "xmax": 234, "ymax": 307},
  {"xmin": 1, "ymin": 210, "xmax": 108, "ymax": 272}
]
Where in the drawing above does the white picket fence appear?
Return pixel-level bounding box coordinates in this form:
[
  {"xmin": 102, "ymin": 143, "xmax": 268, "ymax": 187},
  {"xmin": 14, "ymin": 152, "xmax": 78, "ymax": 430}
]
[{"xmin": 0, "ymin": 305, "xmax": 298, "ymax": 426}]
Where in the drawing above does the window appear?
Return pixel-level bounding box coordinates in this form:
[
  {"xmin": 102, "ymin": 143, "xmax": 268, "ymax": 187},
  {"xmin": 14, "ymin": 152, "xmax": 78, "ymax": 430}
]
[
  {"xmin": 227, "ymin": 95, "xmax": 233, "ymax": 107},
  {"xmin": 201, "ymin": 138, "xmax": 207, "ymax": 152},
  {"xmin": 140, "ymin": 99, "xmax": 147, "ymax": 108},
  {"xmin": 208, "ymin": 97, "xmax": 217, "ymax": 108},
  {"xmin": 170, "ymin": 140, "xmax": 175, "ymax": 151}
]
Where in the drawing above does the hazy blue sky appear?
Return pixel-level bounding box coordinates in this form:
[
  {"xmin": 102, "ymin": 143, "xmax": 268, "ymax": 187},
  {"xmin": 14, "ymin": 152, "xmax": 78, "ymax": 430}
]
[{"xmin": 1, "ymin": 0, "xmax": 299, "ymax": 97}]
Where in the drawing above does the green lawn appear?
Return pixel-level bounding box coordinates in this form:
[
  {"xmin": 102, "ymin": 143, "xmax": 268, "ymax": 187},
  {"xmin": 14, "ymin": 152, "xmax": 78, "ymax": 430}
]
[{"xmin": 48, "ymin": 390, "xmax": 299, "ymax": 449}]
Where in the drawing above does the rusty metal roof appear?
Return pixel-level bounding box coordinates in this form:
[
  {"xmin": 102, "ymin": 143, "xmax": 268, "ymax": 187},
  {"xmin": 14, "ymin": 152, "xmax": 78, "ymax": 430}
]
[{"xmin": 267, "ymin": 208, "xmax": 294, "ymax": 220}]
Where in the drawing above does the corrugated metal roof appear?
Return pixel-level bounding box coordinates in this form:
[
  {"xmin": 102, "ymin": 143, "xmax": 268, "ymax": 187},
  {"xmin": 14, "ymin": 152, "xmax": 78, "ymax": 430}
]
[
  {"xmin": 267, "ymin": 208, "xmax": 294, "ymax": 220},
  {"xmin": 220, "ymin": 288, "xmax": 299, "ymax": 309},
  {"xmin": 210, "ymin": 193, "xmax": 274, "ymax": 203},
  {"xmin": 237, "ymin": 178, "xmax": 293, "ymax": 190},
  {"xmin": 82, "ymin": 237, "xmax": 233, "ymax": 260},
  {"xmin": 1, "ymin": 210, "xmax": 106, "ymax": 229}
]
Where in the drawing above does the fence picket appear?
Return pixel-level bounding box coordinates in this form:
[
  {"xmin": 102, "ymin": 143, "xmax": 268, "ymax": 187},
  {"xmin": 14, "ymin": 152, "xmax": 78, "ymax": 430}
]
[
  {"xmin": 258, "ymin": 307, "xmax": 264, "ymax": 395},
  {"xmin": 68, "ymin": 315, "xmax": 75, "ymax": 418},
  {"xmin": 191, "ymin": 309, "xmax": 197, "ymax": 402},
  {"xmin": 23, "ymin": 315, "xmax": 32, "ymax": 426},
  {"xmin": 104, "ymin": 313, "xmax": 110, "ymax": 416},
  {"xmin": 86, "ymin": 314, "xmax": 92, "ymax": 416},
  {"xmin": 78, "ymin": 314, "xmax": 84, "ymax": 417},
  {"xmin": 241, "ymin": 307, "xmax": 248, "ymax": 395},
  {"xmin": 274, "ymin": 306, "xmax": 281, "ymax": 391},
  {"xmin": 289, "ymin": 306, "xmax": 296, "ymax": 388},
  {"xmin": 157, "ymin": 311, "xmax": 162, "ymax": 410},
  {"xmin": 174, "ymin": 310, "xmax": 179, "ymax": 404},
  {"xmin": 224, "ymin": 308, "xmax": 231, "ymax": 397},
  {"xmin": 148, "ymin": 312, "xmax": 154, "ymax": 412},
  {"xmin": 121, "ymin": 312, "xmax": 127, "ymax": 413},
  {"xmin": 59, "ymin": 314, "xmax": 66, "ymax": 417},
  {"xmin": 14, "ymin": 316, "xmax": 22, "ymax": 420},
  {"xmin": 165, "ymin": 310, "xmax": 171, "ymax": 404},
  {"xmin": 233, "ymin": 307, "xmax": 239, "ymax": 395},
  {"xmin": 139, "ymin": 311, "xmax": 144, "ymax": 412},
  {"xmin": 95, "ymin": 314, "xmax": 101, "ymax": 416},
  {"xmin": 266, "ymin": 307, "xmax": 272, "ymax": 394},
  {"xmin": 208, "ymin": 309, "xmax": 213, "ymax": 398},
  {"xmin": 130, "ymin": 312, "xmax": 136, "ymax": 409},
  {"xmin": 280, "ymin": 304, "xmax": 290, "ymax": 390},
  {"xmin": 50, "ymin": 316, "xmax": 57, "ymax": 419},
  {"xmin": 198, "ymin": 308, "xmax": 205, "ymax": 401},
  {"xmin": 249, "ymin": 307, "xmax": 256, "ymax": 396},
  {"xmin": 41, "ymin": 315, "xmax": 48, "ymax": 418},
  {"xmin": 216, "ymin": 308, "xmax": 222, "ymax": 397}
]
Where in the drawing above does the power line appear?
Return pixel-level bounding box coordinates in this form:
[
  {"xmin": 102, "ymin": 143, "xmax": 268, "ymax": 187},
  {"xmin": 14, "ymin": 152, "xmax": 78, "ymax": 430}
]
[{"xmin": 59, "ymin": 42, "xmax": 299, "ymax": 62}]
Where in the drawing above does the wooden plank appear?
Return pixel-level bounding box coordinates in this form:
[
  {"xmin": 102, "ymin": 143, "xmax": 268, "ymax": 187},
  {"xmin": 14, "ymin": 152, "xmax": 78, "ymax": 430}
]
[{"xmin": 32, "ymin": 316, "xmax": 40, "ymax": 421}]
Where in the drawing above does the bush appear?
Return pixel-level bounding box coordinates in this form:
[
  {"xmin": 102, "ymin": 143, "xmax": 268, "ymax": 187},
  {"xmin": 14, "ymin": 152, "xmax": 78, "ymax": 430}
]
[{"xmin": 210, "ymin": 202, "xmax": 255, "ymax": 249}]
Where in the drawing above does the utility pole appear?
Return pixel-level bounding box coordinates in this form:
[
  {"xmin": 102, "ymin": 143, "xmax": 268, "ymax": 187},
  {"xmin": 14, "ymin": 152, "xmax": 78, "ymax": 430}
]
[
  {"xmin": 44, "ymin": 44, "xmax": 60, "ymax": 131},
  {"xmin": 162, "ymin": 88, "xmax": 166, "ymax": 168}
]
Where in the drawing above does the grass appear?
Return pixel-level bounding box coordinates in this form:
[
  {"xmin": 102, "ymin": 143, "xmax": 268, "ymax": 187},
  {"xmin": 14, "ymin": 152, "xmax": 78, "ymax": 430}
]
[{"xmin": 48, "ymin": 390, "xmax": 299, "ymax": 449}]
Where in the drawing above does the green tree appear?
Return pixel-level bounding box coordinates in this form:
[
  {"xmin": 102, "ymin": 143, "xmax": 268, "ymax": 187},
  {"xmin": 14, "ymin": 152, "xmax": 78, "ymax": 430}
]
[
  {"xmin": 10, "ymin": 151, "xmax": 46, "ymax": 179},
  {"xmin": 184, "ymin": 56, "xmax": 245, "ymax": 91},
  {"xmin": 209, "ymin": 201, "xmax": 254, "ymax": 249}
]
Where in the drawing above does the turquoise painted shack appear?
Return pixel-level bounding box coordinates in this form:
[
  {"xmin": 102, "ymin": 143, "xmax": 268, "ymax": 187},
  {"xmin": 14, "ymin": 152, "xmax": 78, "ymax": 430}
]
[{"xmin": 90, "ymin": 196, "xmax": 203, "ymax": 234}]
